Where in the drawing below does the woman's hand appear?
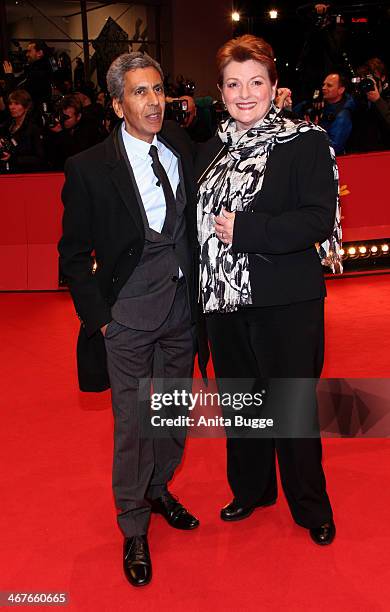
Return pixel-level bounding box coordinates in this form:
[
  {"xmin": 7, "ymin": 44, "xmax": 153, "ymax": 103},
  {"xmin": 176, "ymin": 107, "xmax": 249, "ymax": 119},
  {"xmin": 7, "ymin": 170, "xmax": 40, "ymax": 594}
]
[{"xmin": 214, "ymin": 207, "xmax": 235, "ymax": 245}]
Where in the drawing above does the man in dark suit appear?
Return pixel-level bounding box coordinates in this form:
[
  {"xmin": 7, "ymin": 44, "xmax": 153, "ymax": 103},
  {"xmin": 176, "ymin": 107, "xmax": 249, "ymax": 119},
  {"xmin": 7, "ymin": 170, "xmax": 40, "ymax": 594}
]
[{"xmin": 58, "ymin": 52, "xmax": 200, "ymax": 588}]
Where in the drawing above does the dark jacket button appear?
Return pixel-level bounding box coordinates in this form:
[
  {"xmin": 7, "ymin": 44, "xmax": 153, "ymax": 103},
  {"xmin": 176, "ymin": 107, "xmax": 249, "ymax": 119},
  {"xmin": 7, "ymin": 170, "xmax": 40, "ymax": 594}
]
[{"xmin": 171, "ymin": 275, "xmax": 179, "ymax": 283}]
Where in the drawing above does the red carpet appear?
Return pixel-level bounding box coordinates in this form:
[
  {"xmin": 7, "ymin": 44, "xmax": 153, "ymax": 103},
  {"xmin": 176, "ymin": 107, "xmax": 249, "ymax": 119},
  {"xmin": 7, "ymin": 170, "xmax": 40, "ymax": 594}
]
[{"xmin": 1, "ymin": 275, "xmax": 390, "ymax": 610}]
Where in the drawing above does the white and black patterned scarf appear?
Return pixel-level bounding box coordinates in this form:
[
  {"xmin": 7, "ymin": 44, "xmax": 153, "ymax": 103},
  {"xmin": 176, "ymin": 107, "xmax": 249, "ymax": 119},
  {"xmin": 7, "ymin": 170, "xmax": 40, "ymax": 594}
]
[{"xmin": 197, "ymin": 103, "xmax": 342, "ymax": 314}]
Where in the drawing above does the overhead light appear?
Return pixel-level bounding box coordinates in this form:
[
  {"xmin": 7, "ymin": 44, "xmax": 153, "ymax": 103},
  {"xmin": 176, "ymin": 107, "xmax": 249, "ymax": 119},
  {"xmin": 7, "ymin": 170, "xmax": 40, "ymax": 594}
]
[
  {"xmin": 359, "ymin": 246, "xmax": 367, "ymax": 254},
  {"xmin": 382, "ymin": 244, "xmax": 389, "ymax": 252},
  {"xmin": 348, "ymin": 247, "xmax": 356, "ymax": 256},
  {"xmin": 232, "ymin": 11, "xmax": 240, "ymax": 22},
  {"xmin": 269, "ymin": 10, "xmax": 278, "ymax": 19},
  {"xmin": 371, "ymin": 245, "xmax": 378, "ymax": 253}
]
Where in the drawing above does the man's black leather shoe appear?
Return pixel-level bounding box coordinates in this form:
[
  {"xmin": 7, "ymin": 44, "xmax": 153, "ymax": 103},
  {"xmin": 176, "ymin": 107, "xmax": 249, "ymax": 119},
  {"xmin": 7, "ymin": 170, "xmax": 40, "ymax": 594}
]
[
  {"xmin": 123, "ymin": 535, "xmax": 152, "ymax": 587},
  {"xmin": 150, "ymin": 490, "xmax": 199, "ymax": 530},
  {"xmin": 220, "ymin": 497, "xmax": 276, "ymax": 522},
  {"xmin": 309, "ymin": 520, "xmax": 336, "ymax": 545}
]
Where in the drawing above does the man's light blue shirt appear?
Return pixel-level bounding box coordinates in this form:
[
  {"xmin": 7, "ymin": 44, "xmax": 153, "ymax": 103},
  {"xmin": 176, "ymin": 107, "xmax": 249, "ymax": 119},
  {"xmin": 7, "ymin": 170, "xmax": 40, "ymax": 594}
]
[{"xmin": 121, "ymin": 122, "xmax": 180, "ymax": 232}]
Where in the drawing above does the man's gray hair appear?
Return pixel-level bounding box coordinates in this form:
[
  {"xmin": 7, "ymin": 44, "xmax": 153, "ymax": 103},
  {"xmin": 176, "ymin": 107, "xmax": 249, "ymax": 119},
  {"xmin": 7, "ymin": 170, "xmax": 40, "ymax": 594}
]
[{"xmin": 106, "ymin": 52, "xmax": 164, "ymax": 101}]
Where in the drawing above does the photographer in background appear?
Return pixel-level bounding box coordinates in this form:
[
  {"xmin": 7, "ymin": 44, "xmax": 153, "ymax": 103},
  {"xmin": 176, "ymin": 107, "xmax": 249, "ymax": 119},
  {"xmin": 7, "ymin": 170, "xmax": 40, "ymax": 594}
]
[
  {"xmin": 348, "ymin": 58, "xmax": 390, "ymax": 152},
  {"xmin": 0, "ymin": 89, "xmax": 46, "ymax": 173},
  {"xmin": 2, "ymin": 40, "xmax": 52, "ymax": 108},
  {"xmin": 320, "ymin": 73, "xmax": 354, "ymax": 154},
  {"xmin": 365, "ymin": 59, "xmax": 390, "ymax": 125},
  {"xmin": 45, "ymin": 94, "xmax": 102, "ymax": 170},
  {"xmin": 294, "ymin": 73, "xmax": 354, "ymax": 154}
]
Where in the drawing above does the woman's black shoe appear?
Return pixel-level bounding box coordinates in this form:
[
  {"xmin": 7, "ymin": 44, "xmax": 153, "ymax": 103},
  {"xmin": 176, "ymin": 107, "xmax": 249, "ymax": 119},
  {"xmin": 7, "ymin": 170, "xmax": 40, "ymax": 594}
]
[{"xmin": 220, "ymin": 497, "xmax": 276, "ymax": 522}]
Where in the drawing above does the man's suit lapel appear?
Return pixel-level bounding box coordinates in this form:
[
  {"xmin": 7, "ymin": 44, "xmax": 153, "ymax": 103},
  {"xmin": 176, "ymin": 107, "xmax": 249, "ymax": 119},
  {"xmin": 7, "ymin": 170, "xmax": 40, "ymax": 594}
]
[{"xmin": 104, "ymin": 124, "xmax": 145, "ymax": 236}]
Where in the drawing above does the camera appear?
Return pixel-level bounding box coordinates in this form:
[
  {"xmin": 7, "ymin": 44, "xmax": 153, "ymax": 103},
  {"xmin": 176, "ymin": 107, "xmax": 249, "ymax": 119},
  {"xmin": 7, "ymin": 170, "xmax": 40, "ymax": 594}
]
[
  {"xmin": 0, "ymin": 136, "xmax": 17, "ymax": 158},
  {"xmin": 351, "ymin": 74, "xmax": 376, "ymax": 96},
  {"xmin": 165, "ymin": 98, "xmax": 189, "ymax": 125},
  {"xmin": 41, "ymin": 100, "xmax": 68, "ymax": 129}
]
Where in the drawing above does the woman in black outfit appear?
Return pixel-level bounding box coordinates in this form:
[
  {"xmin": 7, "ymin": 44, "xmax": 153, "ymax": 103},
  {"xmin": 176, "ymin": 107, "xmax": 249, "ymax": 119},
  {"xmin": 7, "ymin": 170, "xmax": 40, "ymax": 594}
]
[
  {"xmin": 0, "ymin": 88, "xmax": 45, "ymax": 172},
  {"xmin": 196, "ymin": 35, "xmax": 342, "ymax": 545}
]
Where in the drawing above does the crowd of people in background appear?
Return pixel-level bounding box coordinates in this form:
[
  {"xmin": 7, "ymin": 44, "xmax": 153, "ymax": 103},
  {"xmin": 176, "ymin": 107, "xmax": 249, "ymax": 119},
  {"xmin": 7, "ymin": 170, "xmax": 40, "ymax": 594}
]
[{"xmin": 0, "ymin": 38, "xmax": 389, "ymax": 173}]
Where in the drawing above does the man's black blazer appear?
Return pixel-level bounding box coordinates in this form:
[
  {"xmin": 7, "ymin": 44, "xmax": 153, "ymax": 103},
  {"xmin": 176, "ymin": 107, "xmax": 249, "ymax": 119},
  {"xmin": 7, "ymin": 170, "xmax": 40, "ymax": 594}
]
[
  {"xmin": 59, "ymin": 120, "xmax": 199, "ymax": 392},
  {"xmin": 195, "ymin": 129, "xmax": 337, "ymax": 308}
]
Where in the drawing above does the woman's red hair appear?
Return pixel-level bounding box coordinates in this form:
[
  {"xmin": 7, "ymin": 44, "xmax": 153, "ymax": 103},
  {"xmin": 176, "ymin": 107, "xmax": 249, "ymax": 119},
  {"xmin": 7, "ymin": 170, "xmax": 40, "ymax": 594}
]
[{"xmin": 216, "ymin": 35, "xmax": 277, "ymax": 86}]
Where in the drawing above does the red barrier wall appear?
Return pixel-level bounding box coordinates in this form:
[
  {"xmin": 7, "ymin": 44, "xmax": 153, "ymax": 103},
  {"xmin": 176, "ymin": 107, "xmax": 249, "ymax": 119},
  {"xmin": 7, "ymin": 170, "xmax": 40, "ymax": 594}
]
[
  {"xmin": 337, "ymin": 151, "xmax": 390, "ymax": 242},
  {"xmin": 0, "ymin": 173, "xmax": 64, "ymax": 290},
  {"xmin": 0, "ymin": 151, "xmax": 389, "ymax": 291}
]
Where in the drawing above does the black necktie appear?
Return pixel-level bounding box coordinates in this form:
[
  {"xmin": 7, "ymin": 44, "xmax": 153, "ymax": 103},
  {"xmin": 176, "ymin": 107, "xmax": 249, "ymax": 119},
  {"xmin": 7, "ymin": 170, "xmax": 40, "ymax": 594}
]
[{"xmin": 149, "ymin": 144, "xmax": 176, "ymax": 238}]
